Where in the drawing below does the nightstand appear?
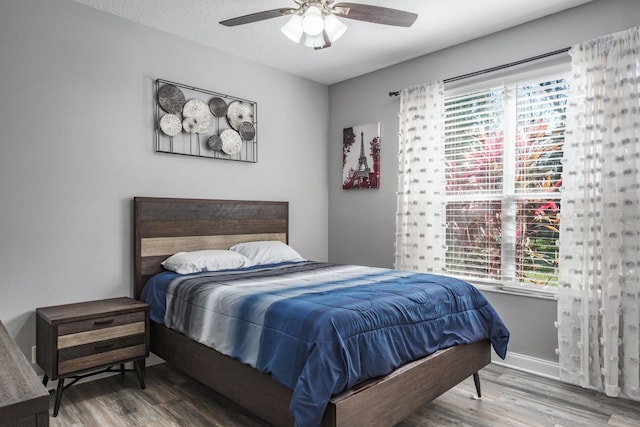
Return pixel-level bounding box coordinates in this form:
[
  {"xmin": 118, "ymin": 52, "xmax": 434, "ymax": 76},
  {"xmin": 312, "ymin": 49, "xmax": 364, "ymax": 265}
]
[{"xmin": 36, "ymin": 297, "xmax": 149, "ymax": 417}]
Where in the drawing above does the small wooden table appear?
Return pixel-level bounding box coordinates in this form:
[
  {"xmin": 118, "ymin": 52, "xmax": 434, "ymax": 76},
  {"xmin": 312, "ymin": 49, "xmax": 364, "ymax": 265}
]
[
  {"xmin": 36, "ymin": 297, "xmax": 149, "ymax": 416},
  {"xmin": 0, "ymin": 321, "xmax": 49, "ymax": 427}
]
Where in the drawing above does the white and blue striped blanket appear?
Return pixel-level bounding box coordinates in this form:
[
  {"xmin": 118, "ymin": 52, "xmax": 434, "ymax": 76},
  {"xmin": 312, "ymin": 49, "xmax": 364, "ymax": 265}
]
[{"xmin": 142, "ymin": 261, "xmax": 509, "ymax": 427}]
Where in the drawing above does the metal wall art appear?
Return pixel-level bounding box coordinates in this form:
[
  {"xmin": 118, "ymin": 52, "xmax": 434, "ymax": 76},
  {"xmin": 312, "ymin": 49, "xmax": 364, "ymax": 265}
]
[
  {"xmin": 154, "ymin": 79, "xmax": 257, "ymax": 163},
  {"xmin": 342, "ymin": 122, "xmax": 380, "ymax": 189}
]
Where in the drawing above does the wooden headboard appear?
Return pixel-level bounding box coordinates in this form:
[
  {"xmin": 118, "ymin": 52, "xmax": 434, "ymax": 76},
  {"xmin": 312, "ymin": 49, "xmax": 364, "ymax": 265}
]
[{"xmin": 133, "ymin": 197, "xmax": 289, "ymax": 299}]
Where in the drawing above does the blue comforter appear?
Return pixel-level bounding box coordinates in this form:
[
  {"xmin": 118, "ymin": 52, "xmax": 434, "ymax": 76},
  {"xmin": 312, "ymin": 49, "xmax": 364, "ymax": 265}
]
[{"xmin": 141, "ymin": 261, "xmax": 509, "ymax": 427}]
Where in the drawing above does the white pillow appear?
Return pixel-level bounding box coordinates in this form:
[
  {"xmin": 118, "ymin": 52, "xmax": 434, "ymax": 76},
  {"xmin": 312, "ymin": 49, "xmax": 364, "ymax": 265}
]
[
  {"xmin": 229, "ymin": 240, "xmax": 305, "ymax": 265},
  {"xmin": 161, "ymin": 249, "xmax": 253, "ymax": 274}
]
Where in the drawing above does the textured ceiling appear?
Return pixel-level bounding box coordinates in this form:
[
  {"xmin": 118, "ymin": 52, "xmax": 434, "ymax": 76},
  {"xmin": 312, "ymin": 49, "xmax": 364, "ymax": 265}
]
[{"xmin": 71, "ymin": 0, "xmax": 593, "ymax": 85}]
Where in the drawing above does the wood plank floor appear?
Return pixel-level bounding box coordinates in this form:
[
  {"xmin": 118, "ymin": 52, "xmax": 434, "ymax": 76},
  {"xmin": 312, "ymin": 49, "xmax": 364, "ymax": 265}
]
[{"xmin": 49, "ymin": 363, "xmax": 640, "ymax": 426}]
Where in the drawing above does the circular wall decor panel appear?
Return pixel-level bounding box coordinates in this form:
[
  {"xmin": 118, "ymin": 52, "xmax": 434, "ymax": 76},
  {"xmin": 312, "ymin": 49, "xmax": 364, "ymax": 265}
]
[
  {"xmin": 226, "ymin": 101, "xmax": 254, "ymax": 131},
  {"xmin": 209, "ymin": 97, "xmax": 228, "ymax": 117},
  {"xmin": 193, "ymin": 112, "xmax": 213, "ymax": 134},
  {"xmin": 159, "ymin": 113, "xmax": 182, "ymax": 136},
  {"xmin": 183, "ymin": 99, "xmax": 213, "ymax": 133},
  {"xmin": 183, "ymin": 99, "xmax": 209, "ymax": 118},
  {"xmin": 182, "ymin": 117, "xmax": 198, "ymax": 134},
  {"xmin": 207, "ymin": 135, "xmax": 223, "ymax": 151},
  {"xmin": 158, "ymin": 84, "xmax": 186, "ymax": 114},
  {"xmin": 238, "ymin": 121, "xmax": 256, "ymax": 141},
  {"xmin": 220, "ymin": 129, "xmax": 242, "ymax": 155}
]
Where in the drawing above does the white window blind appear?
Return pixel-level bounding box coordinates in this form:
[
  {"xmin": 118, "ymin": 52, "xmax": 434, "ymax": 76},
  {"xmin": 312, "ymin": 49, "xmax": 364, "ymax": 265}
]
[{"xmin": 443, "ymin": 71, "xmax": 568, "ymax": 289}]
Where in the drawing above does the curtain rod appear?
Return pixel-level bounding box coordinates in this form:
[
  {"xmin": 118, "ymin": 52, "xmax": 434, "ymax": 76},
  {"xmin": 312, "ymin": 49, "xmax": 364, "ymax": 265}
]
[{"xmin": 388, "ymin": 47, "xmax": 570, "ymax": 97}]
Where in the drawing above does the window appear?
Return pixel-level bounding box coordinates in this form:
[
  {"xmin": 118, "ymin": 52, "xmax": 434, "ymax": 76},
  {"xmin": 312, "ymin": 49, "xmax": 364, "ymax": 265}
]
[{"xmin": 443, "ymin": 67, "xmax": 569, "ymax": 291}]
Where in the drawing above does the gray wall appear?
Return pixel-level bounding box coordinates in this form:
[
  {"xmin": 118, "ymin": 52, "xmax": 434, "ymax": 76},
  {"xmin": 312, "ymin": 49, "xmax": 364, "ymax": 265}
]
[
  {"xmin": 328, "ymin": 0, "xmax": 640, "ymax": 367},
  {"xmin": 0, "ymin": 0, "xmax": 328, "ymax": 357}
]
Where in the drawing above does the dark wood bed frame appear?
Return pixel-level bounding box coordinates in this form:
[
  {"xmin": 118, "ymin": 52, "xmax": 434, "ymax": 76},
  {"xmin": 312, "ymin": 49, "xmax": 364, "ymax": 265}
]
[{"xmin": 133, "ymin": 197, "xmax": 491, "ymax": 427}]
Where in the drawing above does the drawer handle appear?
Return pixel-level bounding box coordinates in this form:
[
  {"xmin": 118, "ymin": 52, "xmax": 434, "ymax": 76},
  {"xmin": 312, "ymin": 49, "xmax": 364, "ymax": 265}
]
[
  {"xmin": 94, "ymin": 318, "xmax": 114, "ymax": 326},
  {"xmin": 94, "ymin": 342, "xmax": 115, "ymax": 351}
]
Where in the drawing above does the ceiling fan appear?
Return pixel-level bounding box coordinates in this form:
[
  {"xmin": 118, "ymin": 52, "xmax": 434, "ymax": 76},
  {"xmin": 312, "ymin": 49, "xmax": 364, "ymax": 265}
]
[{"xmin": 219, "ymin": 1, "xmax": 418, "ymax": 50}]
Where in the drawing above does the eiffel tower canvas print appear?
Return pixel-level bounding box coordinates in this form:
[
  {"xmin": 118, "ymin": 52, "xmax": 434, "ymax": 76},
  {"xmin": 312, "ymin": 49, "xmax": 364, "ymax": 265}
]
[{"xmin": 342, "ymin": 122, "xmax": 380, "ymax": 189}]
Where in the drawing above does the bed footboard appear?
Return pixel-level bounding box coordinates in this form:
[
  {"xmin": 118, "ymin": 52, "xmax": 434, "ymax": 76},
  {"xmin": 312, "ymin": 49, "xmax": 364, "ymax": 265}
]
[
  {"xmin": 151, "ymin": 323, "xmax": 490, "ymax": 427},
  {"xmin": 324, "ymin": 339, "xmax": 490, "ymax": 426}
]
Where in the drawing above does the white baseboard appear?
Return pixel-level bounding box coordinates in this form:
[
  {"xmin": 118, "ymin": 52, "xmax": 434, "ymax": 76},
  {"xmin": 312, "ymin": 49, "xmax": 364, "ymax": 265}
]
[{"xmin": 492, "ymin": 351, "xmax": 559, "ymax": 380}]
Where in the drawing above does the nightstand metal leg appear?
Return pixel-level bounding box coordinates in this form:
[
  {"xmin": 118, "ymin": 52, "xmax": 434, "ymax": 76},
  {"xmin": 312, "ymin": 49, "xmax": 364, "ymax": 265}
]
[
  {"xmin": 120, "ymin": 363, "xmax": 126, "ymax": 376},
  {"xmin": 134, "ymin": 360, "xmax": 146, "ymax": 389},
  {"xmin": 53, "ymin": 378, "xmax": 65, "ymax": 417}
]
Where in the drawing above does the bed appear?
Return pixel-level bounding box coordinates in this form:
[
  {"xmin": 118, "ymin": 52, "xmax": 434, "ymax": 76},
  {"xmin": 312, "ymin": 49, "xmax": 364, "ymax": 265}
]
[{"xmin": 133, "ymin": 196, "xmax": 509, "ymax": 427}]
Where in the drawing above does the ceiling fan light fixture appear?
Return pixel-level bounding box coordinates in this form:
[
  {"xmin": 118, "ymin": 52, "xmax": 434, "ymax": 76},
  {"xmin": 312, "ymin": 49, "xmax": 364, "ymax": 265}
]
[
  {"xmin": 281, "ymin": 14, "xmax": 303, "ymax": 43},
  {"xmin": 302, "ymin": 5, "xmax": 324, "ymax": 36},
  {"xmin": 303, "ymin": 32, "xmax": 326, "ymax": 49},
  {"xmin": 323, "ymin": 14, "xmax": 347, "ymax": 42}
]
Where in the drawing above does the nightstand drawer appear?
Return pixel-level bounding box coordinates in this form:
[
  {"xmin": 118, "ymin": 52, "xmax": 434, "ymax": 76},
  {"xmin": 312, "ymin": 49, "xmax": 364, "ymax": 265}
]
[
  {"xmin": 59, "ymin": 334, "xmax": 147, "ymax": 361},
  {"xmin": 59, "ymin": 344, "xmax": 147, "ymax": 375},
  {"xmin": 58, "ymin": 320, "xmax": 145, "ymax": 349},
  {"xmin": 58, "ymin": 311, "xmax": 145, "ymax": 336}
]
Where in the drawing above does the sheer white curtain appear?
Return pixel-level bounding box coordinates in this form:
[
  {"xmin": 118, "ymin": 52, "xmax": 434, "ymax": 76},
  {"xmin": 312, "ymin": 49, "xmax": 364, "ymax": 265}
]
[
  {"xmin": 394, "ymin": 82, "xmax": 446, "ymax": 273},
  {"xmin": 557, "ymin": 27, "xmax": 640, "ymax": 400}
]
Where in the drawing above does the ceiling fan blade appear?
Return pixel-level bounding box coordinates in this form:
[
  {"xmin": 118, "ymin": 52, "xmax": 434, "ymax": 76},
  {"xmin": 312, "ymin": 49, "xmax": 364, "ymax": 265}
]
[
  {"xmin": 334, "ymin": 3, "xmax": 417, "ymax": 27},
  {"xmin": 219, "ymin": 8, "xmax": 293, "ymax": 27}
]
